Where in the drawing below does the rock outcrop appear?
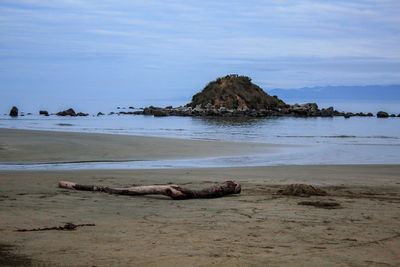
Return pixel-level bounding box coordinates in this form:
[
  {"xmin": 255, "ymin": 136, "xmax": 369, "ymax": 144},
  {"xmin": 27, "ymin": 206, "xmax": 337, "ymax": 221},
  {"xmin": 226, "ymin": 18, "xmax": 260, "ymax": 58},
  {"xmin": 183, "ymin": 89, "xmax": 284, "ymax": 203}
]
[
  {"xmin": 377, "ymin": 111, "xmax": 389, "ymax": 118},
  {"xmin": 113, "ymin": 75, "xmax": 394, "ymax": 118},
  {"xmin": 57, "ymin": 108, "xmax": 76, "ymax": 116},
  {"xmin": 39, "ymin": 110, "xmax": 49, "ymax": 116},
  {"xmin": 9, "ymin": 106, "xmax": 18, "ymax": 117},
  {"xmin": 130, "ymin": 75, "xmax": 359, "ymax": 118},
  {"xmin": 188, "ymin": 74, "xmax": 287, "ymax": 111},
  {"xmin": 56, "ymin": 108, "xmax": 88, "ymax": 117}
]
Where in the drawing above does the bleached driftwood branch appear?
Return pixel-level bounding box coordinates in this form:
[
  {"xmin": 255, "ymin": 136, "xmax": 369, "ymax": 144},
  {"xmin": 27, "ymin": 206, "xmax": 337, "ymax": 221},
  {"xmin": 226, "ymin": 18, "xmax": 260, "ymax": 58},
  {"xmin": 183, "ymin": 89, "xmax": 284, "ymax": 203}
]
[{"xmin": 59, "ymin": 180, "xmax": 241, "ymax": 200}]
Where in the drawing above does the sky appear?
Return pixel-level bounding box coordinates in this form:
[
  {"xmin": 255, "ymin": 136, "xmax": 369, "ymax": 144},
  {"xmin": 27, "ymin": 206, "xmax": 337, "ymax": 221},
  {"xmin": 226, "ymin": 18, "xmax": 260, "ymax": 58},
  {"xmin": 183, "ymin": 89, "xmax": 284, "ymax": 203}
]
[{"xmin": 1, "ymin": 0, "xmax": 400, "ymax": 112}]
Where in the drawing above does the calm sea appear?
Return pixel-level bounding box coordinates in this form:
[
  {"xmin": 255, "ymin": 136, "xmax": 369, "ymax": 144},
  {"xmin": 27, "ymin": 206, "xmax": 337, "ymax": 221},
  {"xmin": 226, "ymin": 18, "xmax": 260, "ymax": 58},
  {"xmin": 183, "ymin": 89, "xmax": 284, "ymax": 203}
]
[{"xmin": 1, "ymin": 112, "xmax": 399, "ymax": 170}]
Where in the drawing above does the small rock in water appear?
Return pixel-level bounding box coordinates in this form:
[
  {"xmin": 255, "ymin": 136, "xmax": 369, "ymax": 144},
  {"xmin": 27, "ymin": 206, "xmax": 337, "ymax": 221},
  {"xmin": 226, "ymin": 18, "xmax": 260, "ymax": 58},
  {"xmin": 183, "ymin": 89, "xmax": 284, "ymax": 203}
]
[
  {"xmin": 377, "ymin": 111, "xmax": 389, "ymax": 118},
  {"xmin": 39, "ymin": 110, "xmax": 49, "ymax": 116},
  {"xmin": 9, "ymin": 106, "xmax": 18, "ymax": 117},
  {"xmin": 57, "ymin": 108, "xmax": 76, "ymax": 116}
]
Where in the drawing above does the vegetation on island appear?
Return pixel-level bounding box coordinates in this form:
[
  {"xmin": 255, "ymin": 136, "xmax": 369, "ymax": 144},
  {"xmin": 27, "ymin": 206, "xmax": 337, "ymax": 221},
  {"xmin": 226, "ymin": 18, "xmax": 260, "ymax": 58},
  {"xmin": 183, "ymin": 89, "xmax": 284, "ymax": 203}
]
[{"xmin": 188, "ymin": 74, "xmax": 287, "ymax": 110}]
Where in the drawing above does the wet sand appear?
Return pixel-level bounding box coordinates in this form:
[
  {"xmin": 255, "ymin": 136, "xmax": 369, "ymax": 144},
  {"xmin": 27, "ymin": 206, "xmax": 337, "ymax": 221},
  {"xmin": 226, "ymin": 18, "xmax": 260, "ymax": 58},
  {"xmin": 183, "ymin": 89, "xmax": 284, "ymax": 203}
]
[
  {"xmin": 1, "ymin": 166, "xmax": 399, "ymax": 266},
  {"xmin": 0, "ymin": 128, "xmax": 284, "ymax": 164}
]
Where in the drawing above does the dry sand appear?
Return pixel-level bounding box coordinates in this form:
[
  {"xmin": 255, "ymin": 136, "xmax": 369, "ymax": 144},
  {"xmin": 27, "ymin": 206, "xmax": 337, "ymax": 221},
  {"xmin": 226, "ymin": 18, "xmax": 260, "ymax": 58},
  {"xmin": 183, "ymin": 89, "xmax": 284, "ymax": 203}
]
[
  {"xmin": 1, "ymin": 167, "xmax": 399, "ymax": 266},
  {"xmin": 0, "ymin": 129, "xmax": 399, "ymax": 266}
]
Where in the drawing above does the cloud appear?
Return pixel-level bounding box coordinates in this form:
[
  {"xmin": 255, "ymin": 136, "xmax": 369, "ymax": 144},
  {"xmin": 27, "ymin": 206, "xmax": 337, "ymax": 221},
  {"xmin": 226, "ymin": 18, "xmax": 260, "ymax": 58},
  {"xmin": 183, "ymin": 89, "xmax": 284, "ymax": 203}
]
[{"xmin": 0, "ymin": 0, "xmax": 399, "ymax": 100}]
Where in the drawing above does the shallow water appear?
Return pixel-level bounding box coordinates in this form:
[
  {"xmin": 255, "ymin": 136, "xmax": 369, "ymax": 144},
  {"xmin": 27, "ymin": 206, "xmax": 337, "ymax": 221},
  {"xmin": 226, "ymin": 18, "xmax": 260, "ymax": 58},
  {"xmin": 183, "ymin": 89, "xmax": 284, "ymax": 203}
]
[{"xmin": 0, "ymin": 114, "xmax": 399, "ymax": 169}]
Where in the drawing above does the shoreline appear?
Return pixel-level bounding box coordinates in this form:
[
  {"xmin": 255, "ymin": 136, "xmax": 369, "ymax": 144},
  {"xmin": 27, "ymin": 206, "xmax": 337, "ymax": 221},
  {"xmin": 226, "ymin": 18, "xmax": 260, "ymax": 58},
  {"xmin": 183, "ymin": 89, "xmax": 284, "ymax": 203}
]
[
  {"xmin": 0, "ymin": 161, "xmax": 397, "ymax": 172},
  {"xmin": 1, "ymin": 128, "xmax": 399, "ymax": 169},
  {"xmin": 0, "ymin": 128, "xmax": 290, "ymax": 164}
]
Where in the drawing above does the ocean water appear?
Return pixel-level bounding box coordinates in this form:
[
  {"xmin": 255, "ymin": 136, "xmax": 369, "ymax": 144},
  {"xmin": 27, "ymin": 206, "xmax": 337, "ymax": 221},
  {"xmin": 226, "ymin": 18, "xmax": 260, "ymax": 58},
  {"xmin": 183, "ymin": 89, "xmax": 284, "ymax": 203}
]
[{"xmin": 0, "ymin": 113, "xmax": 399, "ymax": 170}]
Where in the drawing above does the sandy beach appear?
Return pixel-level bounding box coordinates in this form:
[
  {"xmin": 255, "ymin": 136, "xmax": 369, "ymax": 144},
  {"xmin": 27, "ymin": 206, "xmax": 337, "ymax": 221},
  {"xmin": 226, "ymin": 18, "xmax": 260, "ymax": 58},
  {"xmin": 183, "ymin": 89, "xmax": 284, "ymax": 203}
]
[{"xmin": 0, "ymin": 129, "xmax": 399, "ymax": 266}]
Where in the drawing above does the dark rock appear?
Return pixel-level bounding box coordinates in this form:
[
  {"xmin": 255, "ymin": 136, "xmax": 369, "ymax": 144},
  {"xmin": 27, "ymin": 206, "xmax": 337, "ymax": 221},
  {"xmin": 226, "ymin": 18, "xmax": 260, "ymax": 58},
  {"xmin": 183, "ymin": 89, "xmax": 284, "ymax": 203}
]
[
  {"xmin": 134, "ymin": 103, "xmax": 367, "ymax": 119},
  {"xmin": 398, "ymin": 114, "xmax": 400, "ymax": 117},
  {"xmin": 153, "ymin": 110, "xmax": 168, "ymax": 117},
  {"xmin": 118, "ymin": 111, "xmax": 137, "ymax": 115},
  {"xmin": 27, "ymin": 113, "xmax": 32, "ymax": 115},
  {"xmin": 304, "ymin": 103, "xmax": 318, "ymax": 111},
  {"xmin": 39, "ymin": 110, "xmax": 49, "ymax": 116},
  {"xmin": 278, "ymin": 184, "xmax": 327, "ymax": 197},
  {"xmin": 108, "ymin": 112, "xmax": 115, "ymax": 115},
  {"xmin": 334, "ymin": 111, "xmax": 344, "ymax": 116},
  {"xmin": 367, "ymin": 113, "xmax": 373, "ymax": 116},
  {"xmin": 320, "ymin": 107, "xmax": 334, "ymax": 117},
  {"xmin": 344, "ymin": 112, "xmax": 355, "ymax": 118},
  {"xmin": 128, "ymin": 106, "xmax": 134, "ymax": 109},
  {"xmin": 390, "ymin": 114, "xmax": 396, "ymax": 117},
  {"xmin": 57, "ymin": 108, "xmax": 76, "ymax": 116},
  {"xmin": 141, "ymin": 106, "xmax": 169, "ymax": 116},
  {"xmin": 76, "ymin": 112, "xmax": 88, "ymax": 116},
  {"xmin": 97, "ymin": 112, "xmax": 104, "ymax": 116},
  {"xmin": 142, "ymin": 108, "xmax": 153, "ymax": 115},
  {"xmin": 290, "ymin": 104, "xmax": 310, "ymax": 117},
  {"xmin": 377, "ymin": 111, "xmax": 389, "ymax": 118},
  {"xmin": 9, "ymin": 106, "xmax": 18, "ymax": 117}
]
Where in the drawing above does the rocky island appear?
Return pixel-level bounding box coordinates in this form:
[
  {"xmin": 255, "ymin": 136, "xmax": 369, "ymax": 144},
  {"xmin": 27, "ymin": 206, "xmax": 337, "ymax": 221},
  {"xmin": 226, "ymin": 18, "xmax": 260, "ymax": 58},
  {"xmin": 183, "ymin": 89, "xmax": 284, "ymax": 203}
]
[
  {"xmin": 134, "ymin": 75, "xmax": 375, "ymax": 118},
  {"xmin": 6, "ymin": 75, "xmax": 398, "ymax": 118}
]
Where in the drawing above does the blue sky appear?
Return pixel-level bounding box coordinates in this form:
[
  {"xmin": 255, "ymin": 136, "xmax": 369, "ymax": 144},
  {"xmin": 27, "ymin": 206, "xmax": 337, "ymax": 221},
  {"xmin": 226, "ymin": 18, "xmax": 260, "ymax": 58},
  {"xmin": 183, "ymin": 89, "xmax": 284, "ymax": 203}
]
[{"xmin": 1, "ymin": 0, "xmax": 400, "ymax": 112}]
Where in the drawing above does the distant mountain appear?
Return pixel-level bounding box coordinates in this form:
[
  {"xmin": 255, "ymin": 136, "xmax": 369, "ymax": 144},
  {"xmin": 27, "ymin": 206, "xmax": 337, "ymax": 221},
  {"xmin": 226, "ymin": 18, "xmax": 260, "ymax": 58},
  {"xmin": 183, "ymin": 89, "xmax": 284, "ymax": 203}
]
[
  {"xmin": 188, "ymin": 74, "xmax": 286, "ymax": 110},
  {"xmin": 268, "ymin": 85, "xmax": 400, "ymax": 103}
]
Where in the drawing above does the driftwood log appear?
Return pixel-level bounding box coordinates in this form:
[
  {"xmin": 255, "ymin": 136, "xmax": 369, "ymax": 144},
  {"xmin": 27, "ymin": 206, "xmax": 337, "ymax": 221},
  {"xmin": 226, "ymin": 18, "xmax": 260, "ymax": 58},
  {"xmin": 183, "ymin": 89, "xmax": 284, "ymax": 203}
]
[{"xmin": 59, "ymin": 180, "xmax": 241, "ymax": 200}]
